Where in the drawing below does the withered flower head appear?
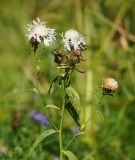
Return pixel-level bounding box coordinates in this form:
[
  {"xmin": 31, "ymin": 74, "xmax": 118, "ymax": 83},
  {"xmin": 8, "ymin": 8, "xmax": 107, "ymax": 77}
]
[
  {"xmin": 52, "ymin": 49, "xmax": 64, "ymax": 64},
  {"xmin": 102, "ymin": 78, "xmax": 118, "ymax": 95}
]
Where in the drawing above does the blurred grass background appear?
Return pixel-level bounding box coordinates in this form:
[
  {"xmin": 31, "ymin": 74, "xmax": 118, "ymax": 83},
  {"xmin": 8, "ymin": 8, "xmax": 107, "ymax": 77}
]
[{"xmin": 0, "ymin": 0, "xmax": 135, "ymax": 159}]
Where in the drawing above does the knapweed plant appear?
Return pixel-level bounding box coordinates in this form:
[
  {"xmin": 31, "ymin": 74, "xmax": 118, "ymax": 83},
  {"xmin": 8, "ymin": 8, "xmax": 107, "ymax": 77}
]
[{"xmin": 26, "ymin": 18, "xmax": 118, "ymax": 160}]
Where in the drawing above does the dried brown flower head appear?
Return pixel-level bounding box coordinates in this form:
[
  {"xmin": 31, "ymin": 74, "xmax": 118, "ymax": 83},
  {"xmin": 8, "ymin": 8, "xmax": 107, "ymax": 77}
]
[
  {"xmin": 52, "ymin": 49, "xmax": 64, "ymax": 64},
  {"xmin": 29, "ymin": 37, "xmax": 39, "ymax": 52},
  {"xmin": 102, "ymin": 78, "xmax": 118, "ymax": 95}
]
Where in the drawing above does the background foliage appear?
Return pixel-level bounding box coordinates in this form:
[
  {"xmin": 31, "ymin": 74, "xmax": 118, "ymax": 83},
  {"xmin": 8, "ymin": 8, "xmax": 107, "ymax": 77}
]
[{"xmin": 0, "ymin": 0, "xmax": 135, "ymax": 159}]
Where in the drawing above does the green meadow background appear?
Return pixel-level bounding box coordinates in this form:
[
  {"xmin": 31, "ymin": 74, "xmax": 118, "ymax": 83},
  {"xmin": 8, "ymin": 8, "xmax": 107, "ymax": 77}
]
[{"xmin": 0, "ymin": 0, "xmax": 135, "ymax": 159}]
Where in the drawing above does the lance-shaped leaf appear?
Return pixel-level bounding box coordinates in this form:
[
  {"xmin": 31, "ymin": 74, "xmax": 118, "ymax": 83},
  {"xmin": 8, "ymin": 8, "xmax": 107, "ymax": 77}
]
[
  {"xmin": 65, "ymin": 102, "xmax": 80, "ymax": 127},
  {"xmin": 29, "ymin": 129, "xmax": 58, "ymax": 155},
  {"xmin": 63, "ymin": 150, "xmax": 78, "ymax": 160},
  {"xmin": 48, "ymin": 76, "xmax": 58, "ymax": 95},
  {"xmin": 65, "ymin": 87, "xmax": 80, "ymax": 127},
  {"xmin": 66, "ymin": 87, "xmax": 80, "ymax": 113},
  {"xmin": 46, "ymin": 104, "xmax": 60, "ymax": 110}
]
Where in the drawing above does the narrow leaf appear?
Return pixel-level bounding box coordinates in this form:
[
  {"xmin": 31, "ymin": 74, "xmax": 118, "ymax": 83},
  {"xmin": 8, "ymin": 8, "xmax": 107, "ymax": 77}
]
[
  {"xmin": 46, "ymin": 104, "xmax": 60, "ymax": 110},
  {"xmin": 76, "ymin": 131, "xmax": 85, "ymax": 136},
  {"xmin": 29, "ymin": 129, "xmax": 58, "ymax": 155},
  {"xmin": 48, "ymin": 76, "xmax": 58, "ymax": 95},
  {"xmin": 63, "ymin": 150, "xmax": 78, "ymax": 160}
]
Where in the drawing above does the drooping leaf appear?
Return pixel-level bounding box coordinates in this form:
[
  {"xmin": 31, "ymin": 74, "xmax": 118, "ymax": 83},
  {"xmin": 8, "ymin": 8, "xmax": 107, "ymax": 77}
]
[
  {"xmin": 46, "ymin": 104, "xmax": 60, "ymax": 110},
  {"xmin": 63, "ymin": 150, "xmax": 78, "ymax": 160},
  {"xmin": 48, "ymin": 76, "xmax": 58, "ymax": 95},
  {"xmin": 29, "ymin": 129, "xmax": 58, "ymax": 155}
]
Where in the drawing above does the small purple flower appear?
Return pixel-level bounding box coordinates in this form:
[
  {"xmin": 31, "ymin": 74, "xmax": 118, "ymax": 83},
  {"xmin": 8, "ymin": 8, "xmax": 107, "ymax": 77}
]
[
  {"xmin": 71, "ymin": 127, "xmax": 78, "ymax": 134},
  {"xmin": 30, "ymin": 110, "xmax": 49, "ymax": 127}
]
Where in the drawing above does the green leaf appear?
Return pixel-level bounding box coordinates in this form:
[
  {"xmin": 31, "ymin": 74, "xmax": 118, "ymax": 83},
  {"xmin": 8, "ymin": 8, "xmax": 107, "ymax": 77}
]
[
  {"xmin": 48, "ymin": 76, "xmax": 58, "ymax": 95},
  {"xmin": 29, "ymin": 129, "xmax": 58, "ymax": 155},
  {"xmin": 65, "ymin": 102, "xmax": 80, "ymax": 127},
  {"xmin": 80, "ymin": 123, "xmax": 86, "ymax": 130},
  {"xmin": 31, "ymin": 88, "xmax": 38, "ymax": 95},
  {"xmin": 46, "ymin": 104, "xmax": 60, "ymax": 110},
  {"xmin": 76, "ymin": 131, "xmax": 85, "ymax": 136},
  {"xmin": 65, "ymin": 87, "xmax": 80, "ymax": 127},
  {"xmin": 63, "ymin": 150, "xmax": 78, "ymax": 160},
  {"xmin": 66, "ymin": 87, "xmax": 80, "ymax": 112}
]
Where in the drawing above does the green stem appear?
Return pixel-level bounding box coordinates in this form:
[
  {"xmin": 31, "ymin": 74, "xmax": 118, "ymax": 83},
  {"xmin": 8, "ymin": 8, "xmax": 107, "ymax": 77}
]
[
  {"xmin": 59, "ymin": 78, "xmax": 66, "ymax": 160},
  {"xmin": 67, "ymin": 67, "xmax": 74, "ymax": 86},
  {"xmin": 64, "ymin": 135, "xmax": 77, "ymax": 150}
]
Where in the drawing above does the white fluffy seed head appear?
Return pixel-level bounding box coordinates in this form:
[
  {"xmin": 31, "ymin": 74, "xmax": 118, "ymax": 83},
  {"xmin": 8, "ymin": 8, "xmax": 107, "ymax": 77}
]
[
  {"xmin": 61, "ymin": 29, "xmax": 86, "ymax": 51},
  {"xmin": 102, "ymin": 78, "xmax": 118, "ymax": 92},
  {"xmin": 27, "ymin": 18, "xmax": 56, "ymax": 46}
]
